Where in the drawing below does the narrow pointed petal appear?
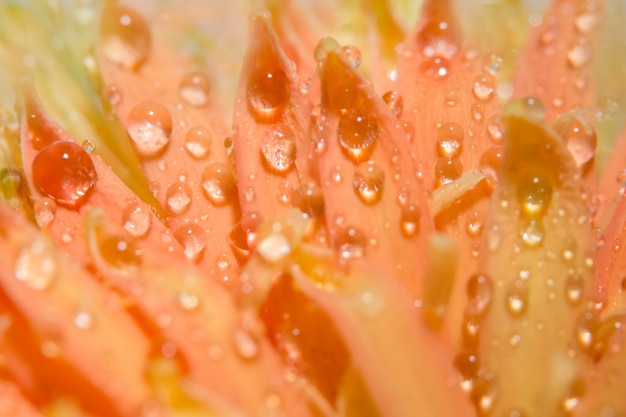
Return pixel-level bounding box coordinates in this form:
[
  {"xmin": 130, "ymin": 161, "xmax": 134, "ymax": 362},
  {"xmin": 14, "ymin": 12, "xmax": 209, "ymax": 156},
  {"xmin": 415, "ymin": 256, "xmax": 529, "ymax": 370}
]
[
  {"xmin": 316, "ymin": 38, "xmax": 433, "ymax": 299},
  {"xmin": 475, "ymin": 105, "xmax": 593, "ymax": 416},
  {"xmin": 0, "ymin": 205, "xmax": 151, "ymax": 416}
]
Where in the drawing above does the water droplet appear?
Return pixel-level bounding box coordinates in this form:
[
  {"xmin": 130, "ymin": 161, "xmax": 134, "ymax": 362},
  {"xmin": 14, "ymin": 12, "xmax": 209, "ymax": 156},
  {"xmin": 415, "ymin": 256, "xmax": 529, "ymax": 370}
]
[
  {"xmin": 565, "ymin": 273, "xmax": 583, "ymax": 305},
  {"xmin": 575, "ymin": 12, "xmax": 600, "ymax": 34},
  {"xmin": 472, "ymin": 75, "xmax": 494, "ymax": 101},
  {"xmin": 14, "ymin": 238, "xmax": 58, "ymax": 290},
  {"xmin": 353, "ymin": 161, "xmax": 385, "ymax": 204},
  {"xmin": 98, "ymin": 235, "xmax": 142, "ymax": 272},
  {"xmin": 122, "ymin": 202, "xmax": 152, "ymax": 237},
  {"xmin": 178, "ymin": 291, "xmax": 200, "ymax": 311},
  {"xmin": 179, "ymin": 71, "xmax": 211, "ymax": 107},
  {"xmin": 575, "ymin": 311, "xmax": 598, "ymax": 351},
  {"xmin": 174, "ymin": 224, "xmax": 207, "ymax": 262},
  {"xmin": 166, "ymin": 182, "xmax": 192, "ymax": 215},
  {"xmin": 334, "ymin": 226, "xmax": 367, "ymax": 260},
  {"xmin": 232, "ymin": 328, "xmax": 258, "ymax": 360},
  {"xmin": 484, "ymin": 53, "xmax": 503, "ymax": 76},
  {"xmin": 291, "ymin": 182, "xmax": 324, "ymax": 217},
  {"xmin": 246, "ymin": 65, "xmax": 289, "ymax": 123},
  {"xmin": 437, "ymin": 122, "xmax": 464, "ymax": 157},
  {"xmin": 74, "ymin": 309, "xmax": 94, "ymax": 330},
  {"xmin": 399, "ymin": 203, "xmax": 421, "ymax": 238},
  {"xmin": 103, "ymin": 84, "xmax": 122, "ymax": 106},
  {"xmin": 521, "ymin": 96, "xmax": 545, "ymax": 121},
  {"xmin": 401, "ymin": 120, "xmax": 415, "ymax": 141},
  {"xmin": 34, "ymin": 197, "xmax": 57, "ymax": 228},
  {"xmin": 467, "ymin": 274, "xmax": 492, "ymax": 316},
  {"xmin": 382, "ymin": 91, "xmax": 403, "ymax": 118},
  {"xmin": 300, "ymin": 76, "xmax": 312, "ymax": 92},
  {"xmin": 465, "ymin": 211, "xmax": 484, "ymax": 237},
  {"xmin": 82, "ymin": 139, "xmax": 96, "ymax": 153},
  {"xmin": 127, "ymin": 101, "xmax": 172, "ymax": 157},
  {"xmin": 342, "ymin": 45, "xmax": 362, "ymax": 68},
  {"xmin": 420, "ymin": 56, "xmax": 450, "ymax": 79},
  {"xmin": 32, "ymin": 141, "xmax": 97, "ymax": 208},
  {"xmin": 471, "ymin": 103, "xmax": 484, "ymax": 123},
  {"xmin": 201, "ymin": 163, "xmax": 235, "ymax": 205},
  {"xmin": 486, "ymin": 115, "xmax": 504, "ymax": 143},
  {"xmin": 257, "ymin": 231, "xmax": 291, "ymax": 263},
  {"xmin": 567, "ymin": 44, "xmax": 591, "ymax": 68},
  {"xmin": 99, "ymin": 5, "xmax": 151, "ymax": 69},
  {"xmin": 565, "ymin": 117, "xmax": 596, "ymax": 167},
  {"xmin": 434, "ymin": 157, "xmax": 463, "ymax": 187},
  {"xmin": 520, "ymin": 220, "xmax": 544, "ymax": 247},
  {"xmin": 337, "ymin": 109, "xmax": 378, "ymax": 162},
  {"xmin": 184, "ymin": 126, "xmax": 212, "ymax": 159},
  {"xmin": 517, "ymin": 174, "xmax": 553, "ymax": 218},
  {"xmin": 488, "ymin": 224, "xmax": 501, "ymax": 251},
  {"xmin": 260, "ymin": 124, "xmax": 297, "ymax": 174},
  {"xmin": 445, "ymin": 89, "xmax": 458, "ymax": 107},
  {"xmin": 507, "ymin": 289, "xmax": 527, "ymax": 316}
]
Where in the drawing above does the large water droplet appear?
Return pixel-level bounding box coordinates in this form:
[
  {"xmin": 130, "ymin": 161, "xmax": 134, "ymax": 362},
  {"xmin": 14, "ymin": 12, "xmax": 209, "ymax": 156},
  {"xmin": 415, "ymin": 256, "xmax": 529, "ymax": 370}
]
[
  {"xmin": 166, "ymin": 182, "xmax": 192, "ymax": 215},
  {"xmin": 437, "ymin": 122, "xmax": 464, "ymax": 157},
  {"xmin": 246, "ymin": 65, "xmax": 289, "ymax": 124},
  {"xmin": 353, "ymin": 161, "xmax": 385, "ymax": 204},
  {"xmin": 260, "ymin": 124, "xmax": 297, "ymax": 174},
  {"xmin": 179, "ymin": 71, "xmax": 211, "ymax": 107},
  {"xmin": 32, "ymin": 141, "xmax": 97, "ymax": 208},
  {"xmin": 337, "ymin": 109, "xmax": 378, "ymax": 162},
  {"xmin": 174, "ymin": 224, "xmax": 207, "ymax": 262},
  {"xmin": 99, "ymin": 5, "xmax": 151, "ymax": 70},
  {"xmin": 15, "ymin": 238, "xmax": 58, "ymax": 291},
  {"xmin": 201, "ymin": 163, "xmax": 235, "ymax": 205},
  {"xmin": 291, "ymin": 182, "xmax": 324, "ymax": 217},
  {"xmin": 184, "ymin": 126, "xmax": 212, "ymax": 160},
  {"xmin": 127, "ymin": 101, "xmax": 172, "ymax": 157},
  {"xmin": 122, "ymin": 201, "xmax": 152, "ymax": 237}
]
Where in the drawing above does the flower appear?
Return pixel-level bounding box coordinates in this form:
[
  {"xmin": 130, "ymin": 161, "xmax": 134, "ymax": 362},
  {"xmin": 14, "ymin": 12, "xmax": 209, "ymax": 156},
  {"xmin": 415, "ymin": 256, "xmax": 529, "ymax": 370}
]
[{"xmin": 0, "ymin": 0, "xmax": 626, "ymax": 416}]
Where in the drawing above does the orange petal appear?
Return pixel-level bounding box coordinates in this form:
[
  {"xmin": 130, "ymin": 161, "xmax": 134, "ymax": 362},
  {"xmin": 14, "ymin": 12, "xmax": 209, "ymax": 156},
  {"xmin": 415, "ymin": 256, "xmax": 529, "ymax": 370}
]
[
  {"xmin": 473, "ymin": 105, "xmax": 593, "ymax": 415},
  {"xmin": 0, "ymin": 378, "xmax": 42, "ymax": 417},
  {"xmin": 595, "ymin": 121, "xmax": 626, "ymax": 228},
  {"xmin": 0, "ymin": 204, "xmax": 151, "ymax": 416}
]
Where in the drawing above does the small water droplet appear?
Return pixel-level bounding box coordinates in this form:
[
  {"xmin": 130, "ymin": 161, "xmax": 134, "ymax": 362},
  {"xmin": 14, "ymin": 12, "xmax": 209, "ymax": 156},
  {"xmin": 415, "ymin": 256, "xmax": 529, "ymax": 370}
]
[
  {"xmin": 575, "ymin": 311, "xmax": 598, "ymax": 351},
  {"xmin": 184, "ymin": 126, "xmax": 212, "ymax": 159},
  {"xmin": 471, "ymin": 103, "xmax": 484, "ymax": 123},
  {"xmin": 82, "ymin": 139, "xmax": 96, "ymax": 153},
  {"xmin": 434, "ymin": 157, "xmax": 463, "ymax": 187},
  {"xmin": 342, "ymin": 45, "xmax": 362, "ymax": 68},
  {"xmin": 174, "ymin": 224, "xmax": 207, "ymax": 262},
  {"xmin": 472, "ymin": 75, "xmax": 494, "ymax": 101},
  {"xmin": 565, "ymin": 273, "xmax": 583, "ymax": 305},
  {"xmin": 486, "ymin": 115, "xmax": 504, "ymax": 143},
  {"xmin": 103, "ymin": 84, "xmax": 122, "ymax": 106},
  {"xmin": 99, "ymin": 5, "xmax": 151, "ymax": 69},
  {"xmin": 256, "ymin": 231, "xmax": 291, "ymax": 263},
  {"xmin": 400, "ymin": 203, "xmax": 421, "ymax": 238},
  {"xmin": 14, "ymin": 238, "xmax": 58, "ymax": 290},
  {"xmin": 260, "ymin": 124, "xmax": 297, "ymax": 174},
  {"xmin": 291, "ymin": 182, "xmax": 324, "ymax": 217},
  {"xmin": 507, "ymin": 289, "xmax": 527, "ymax": 316},
  {"xmin": 521, "ymin": 96, "xmax": 545, "ymax": 121},
  {"xmin": 467, "ymin": 274, "xmax": 492, "ymax": 316},
  {"xmin": 334, "ymin": 226, "xmax": 367, "ymax": 260},
  {"xmin": 201, "ymin": 163, "xmax": 235, "ymax": 205},
  {"xmin": 166, "ymin": 182, "xmax": 192, "ymax": 215},
  {"xmin": 520, "ymin": 220, "xmax": 544, "ymax": 247},
  {"xmin": 300, "ymin": 76, "xmax": 312, "ymax": 92},
  {"xmin": 488, "ymin": 224, "xmax": 501, "ymax": 251},
  {"xmin": 179, "ymin": 71, "xmax": 211, "ymax": 107},
  {"xmin": 246, "ymin": 65, "xmax": 289, "ymax": 123},
  {"xmin": 420, "ymin": 56, "xmax": 450, "ymax": 79},
  {"xmin": 74, "ymin": 309, "xmax": 94, "ymax": 330},
  {"xmin": 567, "ymin": 44, "xmax": 591, "ymax": 69},
  {"xmin": 34, "ymin": 197, "xmax": 57, "ymax": 228},
  {"xmin": 382, "ymin": 91, "xmax": 403, "ymax": 118},
  {"xmin": 565, "ymin": 117, "xmax": 596, "ymax": 167},
  {"xmin": 177, "ymin": 291, "xmax": 200, "ymax": 311},
  {"xmin": 465, "ymin": 211, "xmax": 484, "ymax": 237},
  {"xmin": 437, "ymin": 122, "xmax": 464, "ymax": 157},
  {"xmin": 122, "ymin": 201, "xmax": 152, "ymax": 237},
  {"xmin": 32, "ymin": 141, "xmax": 97, "ymax": 208},
  {"xmin": 353, "ymin": 161, "xmax": 385, "ymax": 204},
  {"xmin": 484, "ymin": 53, "xmax": 503, "ymax": 76},
  {"xmin": 337, "ymin": 109, "xmax": 378, "ymax": 162},
  {"xmin": 99, "ymin": 235, "xmax": 142, "ymax": 272},
  {"xmin": 400, "ymin": 120, "xmax": 415, "ymax": 141},
  {"xmin": 232, "ymin": 328, "xmax": 258, "ymax": 360},
  {"xmin": 127, "ymin": 101, "xmax": 172, "ymax": 157},
  {"xmin": 517, "ymin": 174, "xmax": 553, "ymax": 218}
]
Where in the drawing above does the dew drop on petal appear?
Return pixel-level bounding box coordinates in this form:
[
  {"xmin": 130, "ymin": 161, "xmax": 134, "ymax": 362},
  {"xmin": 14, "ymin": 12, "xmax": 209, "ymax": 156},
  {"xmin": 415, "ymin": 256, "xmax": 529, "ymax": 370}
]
[
  {"xmin": 74, "ymin": 309, "xmax": 94, "ymax": 330},
  {"xmin": 127, "ymin": 101, "xmax": 172, "ymax": 157},
  {"xmin": 246, "ymin": 65, "xmax": 289, "ymax": 124},
  {"xmin": 14, "ymin": 237, "xmax": 58, "ymax": 291},
  {"xmin": 565, "ymin": 273, "xmax": 583, "ymax": 305},
  {"xmin": 517, "ymin": 174, "xmax": 553, "ymax": 218},
  {"xmin": 565, "ymin": 117, "xmax": 596, "ymax": 167},
  {"xmin": 337, "ymin": 109, "xmax": 378, "ymax": 162},
  {"xmin": 507, "ymin": 289, "xmax": 527, "ymax": 316},
  {"xmin": 82, "ymin": 139, "xmax": 96, "ymax": 153},
  {"xmin": 420, "ymin": 56, "xmax": 450, "ymax": 79},
  {"xmin": 232, "ymin": 328, "xmax": 259, "ymax": 360},
  {"xmin": 260, "ymin": 124, "xmax": 297, "ymax": 174},
  {"xmin": 466, "ymin": 274, "xmax": 492, "ymax": 317},
  {"xmin": 201, "ymin": 163, "xmax": 235, "ymax": 205},
  {"xmin": 179, "ymin": 71, "xmax": 211, "ymax": 107},
  {"xmin": 472, "ymin": 75, "xmax": 494, "ymax": 101},
  {"xmin": 342, "ymin": 45, "xmax": 362, "ymax": 68},
  {"xmin": 32, "ymin": 141, "xmax": 97, "ymax": 208},
  {"xmin": 487, "ymin": 115, "xmax": 504, "ymax": 143},
  {"xmin": 178, "ymin": 291, "xmax": 200, "ymax": 311},
  {"xmin": 567, "ymin": 45, "xmax": 591, "ymax": 69},
  {"xmin": 103, "ymin": 83, "xmax": 122, "ymax": 106},
  {"xmin": 174, "ymin": 224, "xmax": 207, "ymax": 262},
  {"xmin": 401, "ymin": 120, "xmax": 415, "ymax": 141},
  {"xmin": 99, "ymin": 5, "xmax": 151, "ymax": 70},
  {"xmin": 434, "ymin": 157, "xmax": 463, "ymax": 187},
  {"xmin": 400, "ymin": 203, "xmax": 421, "ymax": 238},
  {"xmin": 184, "ymin": 126, "xmax": 212, "ymax": 160},
  {"xmin": 34, "ymin": 197, "xmax": 57, "ymax": 228},
  {"xmin": 353, "ymin": 161, "xmax": 385, "ymax": 204},
  {"xmin": 382, "ymin": 91, "xmax": 403, "ymax": 118},
  {"xmin": 334, "ymin": 226, "xmax": 367, "ymax": 260},
  {"xmin": 166, "ymin": 182, "xmax": 192, "ymax": 215},
  {"xmin": 291, "ymin": 182, "xmax": 324, "ymax": 217},
  {"xmin": 521, "ymin": 96, "xmax": 545, "ymax": 121},
  {"xmin": 122, "ymin": 201, "xmax": 152, "ymax": 237},
  {"xmin": 519, "ymin": 220, "xmax": 544, "ymax": 247},
  {"xmin": 471, "ymin": 103, "xmax": 484, "ymax": 123},
  {"xmin": 98, "ymin": 235, "xmax": 142, "ymax": 272},
  {"xmin": 465, "ymin": 211, "xmax": 484, "ymax": 237},
  {"xmin": 437, "ymin": 122, "xmax": 464, "ymax": 157}
]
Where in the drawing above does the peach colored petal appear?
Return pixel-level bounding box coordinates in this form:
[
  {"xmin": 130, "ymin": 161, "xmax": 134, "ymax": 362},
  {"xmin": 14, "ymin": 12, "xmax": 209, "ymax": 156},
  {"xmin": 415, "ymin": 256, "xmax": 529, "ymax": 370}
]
[
  {"xmin": 0, "ymin": 378, "xmax": 42, "ymax": 417},
  {"xmin": 595, "ymin": 121, "xmax": 626, "ymax": 228},
  {"xmin": 316, "ymin": 38, "xmax": 433, "ymax": 299},
  {"xmin": 0, "ymin": 204, "xmax": 151, "ymax": 416},
  {"xmin": 474, "ymin": 109, "xmax": 593, "ymax": 416}
]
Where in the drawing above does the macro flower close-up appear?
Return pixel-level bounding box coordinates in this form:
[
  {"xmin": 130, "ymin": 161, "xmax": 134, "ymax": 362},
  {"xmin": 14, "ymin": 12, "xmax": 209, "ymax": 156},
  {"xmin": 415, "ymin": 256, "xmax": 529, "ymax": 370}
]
[{"xmin": 1, "ymin": 0, "xmax": 626, "ymax": 415}]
